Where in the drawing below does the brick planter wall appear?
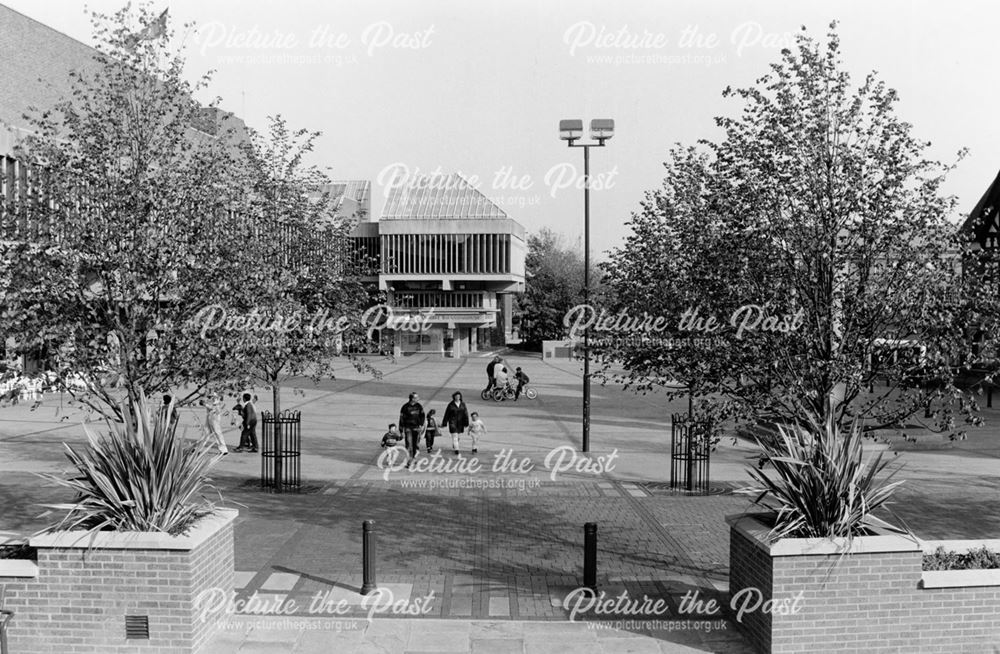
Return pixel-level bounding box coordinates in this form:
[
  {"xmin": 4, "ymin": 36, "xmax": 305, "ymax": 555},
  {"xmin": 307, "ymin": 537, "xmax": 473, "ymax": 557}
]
[
  {"xmin": 727, "ymin": 514, "xmax": 1000, "ymax": 654},
  {"xmin": 0, "ymin": 509, "xmax": 236, "ymax": 654}
]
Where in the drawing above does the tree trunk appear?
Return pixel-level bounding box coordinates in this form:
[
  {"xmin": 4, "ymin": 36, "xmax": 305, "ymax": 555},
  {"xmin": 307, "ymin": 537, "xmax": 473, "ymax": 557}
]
[{"xmin": 272, "ymin": 377, "xmax": 283, "ymax": 493}]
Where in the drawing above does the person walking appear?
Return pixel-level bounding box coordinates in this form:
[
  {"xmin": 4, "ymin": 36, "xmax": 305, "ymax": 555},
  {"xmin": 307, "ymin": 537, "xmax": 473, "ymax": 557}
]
[
  {"xmin": 380, "ymin": 423, "xmax": 403, "ymax": 448},
  {"xmin": 425, "ymin": 409, "xmax": 440, "ymax": 454},
  {"xmin": 203, "ymin": 394, "xmax": 228, "ymax": 455},
  {"xmin": 442, "ymin": 391, "xmax": 470, "ymax": 455},
  {"xmin": 398, "ymin": 392, "xmax": 426, "ymax": 464},
  {"xmin": 467, "ymin": 412, "xmax": 487, "ymax": 455}
]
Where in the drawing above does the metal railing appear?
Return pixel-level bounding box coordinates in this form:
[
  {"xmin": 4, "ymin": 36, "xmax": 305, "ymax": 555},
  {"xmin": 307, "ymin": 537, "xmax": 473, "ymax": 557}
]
[
  {"xmin": 260, "ymin": 410, "xmax": 301, "ymax": 493},
  {"xmin": 670, "ymin": 413, "xmax": 712, "ymax": 494}
]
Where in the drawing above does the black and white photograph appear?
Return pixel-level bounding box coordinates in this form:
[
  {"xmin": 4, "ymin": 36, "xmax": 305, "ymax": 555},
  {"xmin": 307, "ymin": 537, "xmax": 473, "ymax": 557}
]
[{"xmin": 0, "ymin": 1, "xmax": 998, "ymax": 652}]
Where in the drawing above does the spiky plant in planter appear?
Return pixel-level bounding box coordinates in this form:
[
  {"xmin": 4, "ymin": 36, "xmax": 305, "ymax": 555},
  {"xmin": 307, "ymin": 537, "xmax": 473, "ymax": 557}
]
[
  {"xmin": 41, "ymin": 392, "xmax": 219, "ymax": 535},
  {"xmin": 740, "ymin": 416, "xmax": 906, "ymax": 540}
]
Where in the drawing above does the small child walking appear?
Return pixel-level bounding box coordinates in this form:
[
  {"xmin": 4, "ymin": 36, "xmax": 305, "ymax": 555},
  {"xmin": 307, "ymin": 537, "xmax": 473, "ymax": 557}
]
[
  {"xmin": 425, "ymin": 409, "xmax": 440, "ymax": 454},
  {"xmin": 381, "ymin": 423, "xmax": 403, "ymax": 448},
  {"xmin": 468, "ymin": 412, "xmax": 486, "ymax": 454}
]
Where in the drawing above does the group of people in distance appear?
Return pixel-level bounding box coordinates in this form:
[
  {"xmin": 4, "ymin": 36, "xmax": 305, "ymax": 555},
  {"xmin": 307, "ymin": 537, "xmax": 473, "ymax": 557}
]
[
  {"xmin": 159, "ymin": 391, "xmax": 258, "ymax": 456},
  {"xmin": 485, "ymin": 355, "xmax": 530, "ymax": 399},
  {"xmin": 379, "ymin": 358, "xmax": 534, "ymax": 464},
  {"xmin": 381, "ymin": 391, "xmax": 487, "ymax": 465}
]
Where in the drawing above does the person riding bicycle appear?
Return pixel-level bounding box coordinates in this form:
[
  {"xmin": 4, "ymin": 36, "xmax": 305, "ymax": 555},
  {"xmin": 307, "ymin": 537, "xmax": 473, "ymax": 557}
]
[
  {"xmin": 485, "ymin": 355, "xmax": 502, "ymax": 394},
  {"xmin": 514, "ymin": 367, "xmax": 530, "ymax": 400}
]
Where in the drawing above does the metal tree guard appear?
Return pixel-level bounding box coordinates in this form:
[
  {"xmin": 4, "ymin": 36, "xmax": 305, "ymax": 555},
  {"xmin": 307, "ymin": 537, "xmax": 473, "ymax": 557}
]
[
  {"xmin": 261, "ymin": 410, "xmax": 301, "ymax": 492},
  {"xmin": 670, "ymin": 413, "xmax": 712, "ymax": 494}
]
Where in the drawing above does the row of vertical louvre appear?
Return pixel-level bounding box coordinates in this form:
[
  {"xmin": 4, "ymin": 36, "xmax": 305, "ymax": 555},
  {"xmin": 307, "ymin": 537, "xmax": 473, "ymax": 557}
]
[
  {"xmin": 392, "ymin": 291, "xmax": 485, "ymax": 309},
  {"xmin": 381, "ymin": 233, "xmax": 511, "ymax": 274}
]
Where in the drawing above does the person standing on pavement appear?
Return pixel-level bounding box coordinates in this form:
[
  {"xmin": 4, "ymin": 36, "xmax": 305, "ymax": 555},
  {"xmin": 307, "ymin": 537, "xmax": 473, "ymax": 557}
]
[
  {"xmin": 203, "ymin": 394, "xmax": 228, "ymax": 455},
  {"xmin": 442, "ymin": 391, "xmax": 470, "ymax": 455},
  {"xmin": 239, "ymin": 393, "xmax": 258, "ymax": 453},
  {"xmin": 398, "ymin": 392, "xmax": 426, "ymax": 463}
]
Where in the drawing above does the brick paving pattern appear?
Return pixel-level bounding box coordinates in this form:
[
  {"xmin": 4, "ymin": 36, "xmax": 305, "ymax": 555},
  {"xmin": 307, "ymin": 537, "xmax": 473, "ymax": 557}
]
[
  {"xmin": 219, "ymin": 478, "xmax": 752, "ymax": 621},
  {"xmin": 3, "ymin": 354, "xmax": 1000, "ymax": 652}
]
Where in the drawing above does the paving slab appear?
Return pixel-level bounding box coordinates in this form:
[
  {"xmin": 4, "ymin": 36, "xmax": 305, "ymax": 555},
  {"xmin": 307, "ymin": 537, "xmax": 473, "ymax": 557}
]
[{"xmin": 3, "ymin": 353, "xmax": 1000, "ymax": 652}]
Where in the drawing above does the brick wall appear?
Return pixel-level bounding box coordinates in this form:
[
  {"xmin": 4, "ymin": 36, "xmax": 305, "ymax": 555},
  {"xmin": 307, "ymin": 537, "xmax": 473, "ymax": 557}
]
[
  {"xmin": 191, "ymin": 519, "xmax": 235, "ymax": 653},
  {"xmin": 728, "ymin": 525, "xmax": 774, "ymax": 652},
  {"xmin": 728, "ymin": 518, "xmax": 1000, "ymax": 653},
  {"xmin": 1, "ymin": 511, "xmax": 235, "ymax": 654}
]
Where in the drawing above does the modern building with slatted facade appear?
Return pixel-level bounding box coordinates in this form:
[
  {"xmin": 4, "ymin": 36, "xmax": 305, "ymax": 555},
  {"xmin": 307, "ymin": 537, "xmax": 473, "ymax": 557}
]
[
  {"xmin": 340, "ymin": 173, "xmax": 526, "ymax": 356},
  {"xmin": 0, "ymin": 3, "xmax": 524, "ymax": 362}
]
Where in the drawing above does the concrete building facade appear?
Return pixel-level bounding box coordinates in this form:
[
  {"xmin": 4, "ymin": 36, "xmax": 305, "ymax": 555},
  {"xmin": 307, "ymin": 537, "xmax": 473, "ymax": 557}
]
[{"xmin": 342, "ymin": 174, "xmax": 526, "ymax": 356}]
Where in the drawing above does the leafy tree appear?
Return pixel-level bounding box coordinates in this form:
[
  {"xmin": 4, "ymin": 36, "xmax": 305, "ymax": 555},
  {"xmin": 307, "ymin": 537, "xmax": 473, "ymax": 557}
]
[
  {"xmin": 518, "ymin": 228, "xmax": 601, "ymax": 350},
  {"xmin": 0, "ymin": 4, "xmax": 250, "ymax": 418},
  {"xmin": 199, "ymin": 115, "xmax": 382, "ymax": 420},
  {"xmin": 596, "ymin": 147, "xmax": 747, "ymax": 430},
  {"xmin": 598, "ymin": 24, "xmax": 998, "ymax": 436}
]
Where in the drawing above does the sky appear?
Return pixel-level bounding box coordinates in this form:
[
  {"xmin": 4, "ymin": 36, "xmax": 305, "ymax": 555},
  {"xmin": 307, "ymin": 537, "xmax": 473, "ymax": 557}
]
[{"xmin": 4, "ymin": 0, "xmax": 998, "ymax": 259}]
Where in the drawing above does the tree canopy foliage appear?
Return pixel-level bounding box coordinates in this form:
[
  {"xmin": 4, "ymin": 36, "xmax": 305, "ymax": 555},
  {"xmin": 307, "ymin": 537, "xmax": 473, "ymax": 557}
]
[
  {"xmin": 0, "ymin": 4, "xmax": 380, "ymax": 418},
  {"xmin": 517, "ymin": 227, "xmax": 602, "ymax": 350},
  {"xmin": 597, "ymin": 24, "xmax": 998, "ymax": 435}
]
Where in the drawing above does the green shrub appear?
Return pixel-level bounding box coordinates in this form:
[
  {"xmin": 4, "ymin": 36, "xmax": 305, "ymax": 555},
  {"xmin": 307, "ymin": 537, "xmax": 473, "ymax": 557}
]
[
  {"xmin": 740, "ymin": 417, "xmax": 906, "ymax": 540},
  {"xmin": 41, "ymin": 392, "xmax": 218, "ymax": 535},
  {"xmin": 923, "ymin": 546, "xmax": 1000, "ymax": 570}
]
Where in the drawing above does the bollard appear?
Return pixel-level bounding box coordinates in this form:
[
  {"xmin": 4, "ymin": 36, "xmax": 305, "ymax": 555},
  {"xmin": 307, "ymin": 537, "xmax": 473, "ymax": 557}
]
[
  {"xmin": 361, "ymin": 520, "xmax": 377, "ymax": 595},
  {"xmin": 583, "ymin": 522, "xmax": 597, "ymax": 590}
]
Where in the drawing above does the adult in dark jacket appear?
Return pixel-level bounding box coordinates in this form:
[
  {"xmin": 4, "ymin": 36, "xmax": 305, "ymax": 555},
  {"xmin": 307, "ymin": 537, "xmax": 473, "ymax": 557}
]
[
  {"xmin": 484, "ymin": 356, "xmax": 501, "ymax": 394},
  {"xmin": 442, "ymin": 391, "xmax": 471, "ymax": 455},
  {"xmin": 398, "ymin": 392, "xmax": 426, "ymax": 461},
  {"xmin": 235, "ymin": 393, "xmax": 258, "ymax": 452}
]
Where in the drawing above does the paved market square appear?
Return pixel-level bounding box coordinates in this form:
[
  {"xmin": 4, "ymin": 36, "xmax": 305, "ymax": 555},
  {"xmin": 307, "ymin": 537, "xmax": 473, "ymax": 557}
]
[{"xmin": 2, "ymin": 351, "xmax": 999, "ymax": 653}]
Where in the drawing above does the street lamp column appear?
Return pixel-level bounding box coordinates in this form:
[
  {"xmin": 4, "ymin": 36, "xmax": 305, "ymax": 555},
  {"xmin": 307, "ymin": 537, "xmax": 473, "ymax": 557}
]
[{"xmin": 559, "ymin": 118, "xmax": 614, "ymax": 453}]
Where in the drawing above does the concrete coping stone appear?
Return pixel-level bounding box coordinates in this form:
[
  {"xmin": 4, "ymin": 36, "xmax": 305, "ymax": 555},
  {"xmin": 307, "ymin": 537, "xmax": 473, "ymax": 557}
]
[
  {"xmin": 726, "ymin": 513, "xmax": 921, "ymax": 557},
  {"xmin": 0, "ymin": 559, "xmax": 39, "ymax": 579},
  {"xmin": 921, "ymin": 569, "xmax": 1000, "ymax": 589},
  {"xmin": 28, "ymin": 508, "xmax": 238, "ymax": 551},
  {"xmin": 919, "ymin": 539, "xmax": 1000, "ymax": 588}
]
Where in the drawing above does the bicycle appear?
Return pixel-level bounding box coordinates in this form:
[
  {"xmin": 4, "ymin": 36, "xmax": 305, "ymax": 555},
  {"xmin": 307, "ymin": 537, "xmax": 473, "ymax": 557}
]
[{"xmin": 492, "ymin": 384, "xmax": 537, "ymax": 401}]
